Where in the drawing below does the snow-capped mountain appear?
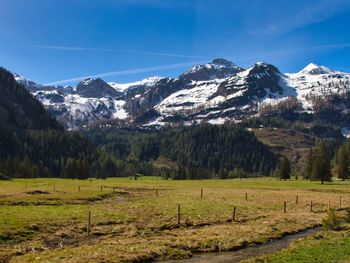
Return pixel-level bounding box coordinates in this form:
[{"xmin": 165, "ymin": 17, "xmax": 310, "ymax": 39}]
[
  {"xmin": 179, "ymin": 58, "xmax": 244, "ymax": 81},
  {"xmin": 14, "ymin": 59, "xmax": 350, "ymax": 128}
]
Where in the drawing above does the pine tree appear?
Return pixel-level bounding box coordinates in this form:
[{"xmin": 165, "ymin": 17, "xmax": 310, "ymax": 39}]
[
  {"xmin": 312, "ymin": 140, "xmax": 332, "ymax": 184},
  {"xmin": 303, "ymin": 148, "xmax": 313, "ymax": 180},
  {"xmin": 337, "ymin": 145, "xmax": 349, "ymax": 180},
  {"xmin": 102, "ymin": 157, "xmax": 117, "ymax": 178},
  {"xmin": 219, "ymin": 164, "xmax": 228, "ymax": 179},
  {"xmin": 277, "ymin": 156, "xmax": 291, "ymax": 180}
]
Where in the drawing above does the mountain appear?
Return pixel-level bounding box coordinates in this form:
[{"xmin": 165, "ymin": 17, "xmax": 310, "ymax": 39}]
[
  {"xmin": 14, "ymin": 59, "xmax": 350, "ymax": 130},
  {"xmin": 76, "ymin": 78, "xmax": 123, "ymax": 98},
  {"xmin": 297, "ymin": 63, "xmax": 338, "ymax": 75},
  {"xmin": 0, "ymin": 68, "xmax": 62, "ymax": 131},
  {"xmin": 179, "ymin": 58, "xmax": 244, "ymax": 81},
  {"xmin": 0, "ymin": 68, "xmax": 102, "ymax": 179}
]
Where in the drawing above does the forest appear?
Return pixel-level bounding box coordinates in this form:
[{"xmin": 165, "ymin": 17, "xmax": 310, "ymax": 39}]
[
  {"xmin": 1, "ymin": 66, "xmax": 350, "ymax": 181},
  {"xmin": 85, "ymin": 124, "xmax": 278, "ymax": 179}
]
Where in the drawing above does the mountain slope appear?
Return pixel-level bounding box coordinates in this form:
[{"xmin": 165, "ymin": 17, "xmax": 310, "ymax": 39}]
[
  {"xmin": 85, "ymin": 124, "xmax": 278, "ymax": 177},
  {"xmin": 0, "ymin": 68, "xmax": 62, "ymax": 131},
  {"xmin": 0, "ymin": 68, "xmax": 100, "ymax": 178},
  {"xmin": 14, "ymin": 59, "xmax": 350, "ymax": 129}
]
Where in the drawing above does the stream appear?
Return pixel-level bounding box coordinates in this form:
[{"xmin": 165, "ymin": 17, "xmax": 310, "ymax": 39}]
[{"xmin": 164, "ymin": 227, "xmax": 321, "ymax": 263}]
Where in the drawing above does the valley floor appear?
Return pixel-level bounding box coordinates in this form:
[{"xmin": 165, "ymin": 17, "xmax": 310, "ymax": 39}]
[
  {"xmin": 0, "ymin": 177, "xmax": 349, "ymax": 262},
  {"xmin": 244, "ymin": 224, "xmax": 350, "ymax": 263}
]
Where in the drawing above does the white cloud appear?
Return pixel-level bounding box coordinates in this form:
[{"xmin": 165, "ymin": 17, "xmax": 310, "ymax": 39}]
[
  {"xmin": 44, "ymin": 60, "xmax": 206, "ymax": 85},
  {"xmin": 27, "ymin": 45, "xmax": 204, "ymax": 59}
]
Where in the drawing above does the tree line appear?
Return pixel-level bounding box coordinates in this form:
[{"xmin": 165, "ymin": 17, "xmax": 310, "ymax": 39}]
[
  {"xmin": 275, "ymin": 139, "xmax": 350, "ymax": 183},
  {"xmin": 85, "ymin": 124, "xmax": 279, "ymax": 179}
]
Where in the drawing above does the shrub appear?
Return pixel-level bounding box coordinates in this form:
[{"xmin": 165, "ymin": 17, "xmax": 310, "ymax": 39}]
[{"xmin": 322, "ymin": 209, "xmax": 341, "ymax": 230}]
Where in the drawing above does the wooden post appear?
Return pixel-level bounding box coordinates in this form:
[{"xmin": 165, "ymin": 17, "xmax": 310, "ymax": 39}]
[
  {"xmin": 100, "ymin": 185, "xmax": 103, "ymax": 192},
  {"xmin": 339, "ymin": 196, "xmax": 342, "ymax": 208},
  {"xmin": 25, "ymin": 183, "xmax": 28, "ymax": 189},
  {"xmin": 177, "ymin": 204, "xmax": 181, "ymax": 225},
  {"xmin": 310, "ymin": 201, "xmax": 313, "ymax": 212},
  {"xmin": 296, "ymin": 195, "xmax": 299, "ymax": 204},
  {"xmin": 78, "ymin": 186, "xmax": 80, "ymax": 192},
  {"xmin": 201, "ymin": 188, "xmax": 203, "ymax": 198},
  {"xmin": 87, "ymin": 209, "xmax": 91, "ymax": 235},
  {"xmin": 245, "ymin": 192, "xmax": 248, "ymax": 201},
  {"xmin": 232, "ymin": 206, "xmax": 236, "ymax": 222},
  {"xmin": 284, "ymin": 201, "xmax": 287, "ymax": 213}
]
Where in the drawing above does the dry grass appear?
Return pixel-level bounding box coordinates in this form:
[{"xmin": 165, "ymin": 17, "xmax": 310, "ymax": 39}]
[{"xmin": 0, "ymin": 177, "xmax": 349, "ymax": 262}]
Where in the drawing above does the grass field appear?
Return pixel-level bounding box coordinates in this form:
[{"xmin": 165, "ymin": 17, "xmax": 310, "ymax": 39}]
[
  {"xmin": 245, "ymin": 223, "xmax": 350, "ymax": 263},
  {"xmin": 0, "ymin": 177, "xmax": 350, "ymax": 262}
]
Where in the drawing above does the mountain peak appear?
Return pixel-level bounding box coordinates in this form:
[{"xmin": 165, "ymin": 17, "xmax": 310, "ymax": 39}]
[
  {"xmin": 299, "ymin": 63, "xmax": 336, "ymax": 75},
  {"xmin": 180, "ymin": 59, "xmax": 243, "ymax": 81},
  {"xmin": 76, "ymin": 77, "xmax": 122, "ymax": 98},
  {"xmin": 250, "ymin": 62, "xmax": 280, "ymax": 74},
  {"xmin": 212, "ymin": 58, "xmax": 236, "ymax": 68}
]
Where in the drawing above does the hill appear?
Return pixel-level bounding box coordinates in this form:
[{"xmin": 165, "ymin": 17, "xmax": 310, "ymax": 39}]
[{"xmin": 0, "ymin": 68, "xmax": 100, "ymax": 178}]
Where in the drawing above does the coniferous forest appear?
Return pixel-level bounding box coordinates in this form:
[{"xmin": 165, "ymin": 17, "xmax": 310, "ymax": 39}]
[
  {"xmin": 0, "ymin": 68, "xmax": 101, "ymax": 179},
  {"xmin": 1, "ymin": 66, "xmax": 350, "ymax": 182},
  {"xmin": 85, "ymin": 124, "xmax": 278, "ymax": 179}
]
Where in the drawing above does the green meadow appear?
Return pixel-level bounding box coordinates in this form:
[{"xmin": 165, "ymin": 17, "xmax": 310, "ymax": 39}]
[{"xmin": 1, "ymin": 177, "xmax": 349, "ymax": 262}]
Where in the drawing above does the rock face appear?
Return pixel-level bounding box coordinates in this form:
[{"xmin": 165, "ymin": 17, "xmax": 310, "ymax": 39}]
[
  {"xmin": 179, "ymin": 58, "xmax": 244, "ymax": 82},
  {"xmin": 13, "ymin": 59, "xmax": 350, "ymax": 129},
  {"xmin": 76, "ymin": 78, "xmax": 123, "ymax": 98}
]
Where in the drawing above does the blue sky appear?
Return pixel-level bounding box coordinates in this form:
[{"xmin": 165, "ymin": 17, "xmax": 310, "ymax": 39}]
[{"xmin": 1, "ymin": 0, "xmax": 350, "ymax": 85}]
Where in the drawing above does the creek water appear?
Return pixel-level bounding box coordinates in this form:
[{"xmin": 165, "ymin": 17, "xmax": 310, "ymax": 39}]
[{"xmin": 164, "ymin": 227, "xmax": 321, "ymax": 263}]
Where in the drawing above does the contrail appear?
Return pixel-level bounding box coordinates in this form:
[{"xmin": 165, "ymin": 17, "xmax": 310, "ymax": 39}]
[
  {"xmin": 44, "ymin": 60, "xmax": 207, "ymax": 86},
  {"xmin": 28, "ymin": 44, "xmax": 205, "ymax": 59}
]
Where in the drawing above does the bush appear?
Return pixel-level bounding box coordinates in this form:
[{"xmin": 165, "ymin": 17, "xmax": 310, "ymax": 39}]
[
  {"xmin": 345, "ymin": 209, "xmax": 350, "ymax": 223},
  {"xmin": 322, "ymin": 209, "xmax": 341, "ymax": 230}
]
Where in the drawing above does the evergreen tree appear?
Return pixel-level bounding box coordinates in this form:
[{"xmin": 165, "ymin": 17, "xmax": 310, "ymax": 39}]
[
  {"xmin": 218, "ymin": 162, "xmax": 228, "ymax": 179},
  {"xmin": 277, "ymin": 156, "xmax": 291, "ymax": 180},
  {"xmin": 312, "ymin": 140, "xmax": 332, "ymax": 184},
  {"xmin": 102, "ymin": 157, "xmax": 117, "ymax": 177},
  {"xmin": 303, "ymin": 148, "xmax": 313, "ymax": 180},
  {"xmin": 337, "ymin": 145, "xmax": 349, "ymax": 180}
]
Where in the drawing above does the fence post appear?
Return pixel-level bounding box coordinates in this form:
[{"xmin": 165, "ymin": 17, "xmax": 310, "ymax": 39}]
[
  {"xmin": 296, "ymin": 195, "xmax": 299, "ymax": 204},
  {"xmin": 245, "ymin": 192, "xmax": 248, "ymax": 201},
  {"xmin": 100, "ymin": 185, "xmax": 103, "ymax": 192},
  {"xmin": 284, "ymin": 201, "xmax": 287, "ymax": 213},
  {"xmin": 339, "ymin": 196, "xmax": 342, "ymax": 208},
  {"xmin": 201, "ymin": 189, "xmax": 203, "ymax": 198},
  {"xmin": 310, "ymin": 201, "xmax": 313, "ymax": 212},
  {"xmin": 78, "ymin": 186, "xmax": 80, "ymax": 192},
  {"xmin": 87, "ymin": 209, "xmax": 91, "ymax": 235},
  {"xmin": 177, "ymin": 204, "xmax": 181, "ymax": 225},
  {"xmin": 232, "ymin": 206, "xmax": 236, "ymax": 222}
]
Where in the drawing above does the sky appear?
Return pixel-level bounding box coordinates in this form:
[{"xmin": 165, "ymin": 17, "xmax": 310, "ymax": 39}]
[{"xmin": 1, "ymin": 0, "xmax": 350, "ymax": 85}]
